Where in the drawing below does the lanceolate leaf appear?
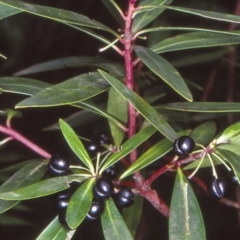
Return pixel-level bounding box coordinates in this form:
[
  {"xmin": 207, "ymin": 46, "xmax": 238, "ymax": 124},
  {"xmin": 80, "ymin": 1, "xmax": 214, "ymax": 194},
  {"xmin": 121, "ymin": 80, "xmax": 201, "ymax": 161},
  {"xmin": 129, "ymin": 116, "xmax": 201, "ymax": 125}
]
[
  {"xmin": 36, "ymin": 216, "xmax": 76, "ymax": 240},
  {"xmin": 16, "ymin": 72, "xmax": 109, "ymax": 108},
  {"xmin": 0, "ymin": 77, "xmax": 51, "ymax": 95},
  {"xmin": 100, "ymin": 125, "xmax": 156, "ymax": 173},
  {"xmin": 0, "ymin": 3, "xmax": 21, "ymax": 19},
  {"xmin": 99, "ymin": 70, "xmax": 178, "ymax": 142},
  {"xmin": 0, "ymin": 1, "xmax": 119, "ymax": 37},
  {"xmin": 134, "ymin": 46, "xmax": 192, "ymax": 102},
  {"xmin": 59, "ymin": 119, "xmax": 94, "ymax": 173},
  {"xmin": 169, "ymin": 169, "xmax": 206, "ymax": 240},
  {"xmin": 107, "ymin": 87, "xmax": 128, "ymax": 148},
  {"xmin": 132, "ymin": 0, "xmax": 173, "ymax": 33},
  {"xmin": 0, "ymin": 175, "xmax": 82, "ymax": 200},
  {"xmin": 151, "ymin": 32, "xmax": 240, "ymax": 54},
  {"xmin": 157, "ymin": 102, "xmax": 240, "ymax": 112},
  {"xmin": 120, "ymin": 130, "xmax": 190, "ymax": 179},
  {"xmin": 101, "ymin": 198, "xmax": 133, "ymax": 240},
  {"xmin": 0, "ymin": 160, "xmax": 47, "ymax": 213},
  {"xmin": 66, "ymin": 178, "xmax": 95, "ymax": 229}
]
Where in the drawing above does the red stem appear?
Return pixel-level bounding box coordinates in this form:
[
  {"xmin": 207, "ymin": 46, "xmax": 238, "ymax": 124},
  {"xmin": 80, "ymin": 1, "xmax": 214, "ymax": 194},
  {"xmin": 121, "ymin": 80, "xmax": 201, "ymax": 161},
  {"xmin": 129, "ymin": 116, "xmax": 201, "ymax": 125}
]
[{"xmin": 0, "ymin": 124, "xmax": 51, "ymax": 159}]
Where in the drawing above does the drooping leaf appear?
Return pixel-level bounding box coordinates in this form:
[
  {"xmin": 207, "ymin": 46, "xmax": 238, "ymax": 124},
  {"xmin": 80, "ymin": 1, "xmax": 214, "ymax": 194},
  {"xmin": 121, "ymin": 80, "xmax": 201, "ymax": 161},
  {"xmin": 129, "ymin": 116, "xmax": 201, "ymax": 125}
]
[
  {"xmin": 157, "ymin": 102, "xmax": 240, "ymax": 112},
  {"xmin": 216, "ymin": 149, "xmax": 240, "ymax": 184},
  {"xmin": 0, "ymin": 77, "xmax": 51, "ymax": 95},
  {"xmin": 16, "ymin": 72, "xmax": 109, "ymax": 108},
  {"xmin": 134, "ymin": 46, "xmax": 192, "ymax": 102},
  {"xmin": 100, "ymin": 124, "xmax": 156, "ymax": 173},
  {"xmin": 101, "ymin": 198, "xmax": 133, "ymax": 240},
  {"xmin": 66, "ymin": 178, "xmax": 95, "ymax": 229},
  {"xmin": 0, "ymin": 160, "xmax": 47, "ymax": 213},
  {"xmin": 14, "ymin": 56, "xmax": 124, "ymax": 78},
  {"xmin": 169, "ymin": 169, "xmax": 206, "ymax": 240},
  {"xmin": 132, "ymin": 0, "xmax": 173, "ymax": 33},
  {"xmin": 0, "ymin": 0, "xmax": 119, "ymax": 37},
  {"xmin": 59, "ymin": 119, "xmax": 94, "ymax": 173},
  {"xmin": 152, "ymin": 31, "xmax": 240, "ymax": 54},
  {"xmin": 189, "ymin": 121, "xmax": 216, "ymax": 146},
  {"xmin": 36, "ymin": 216, "xmax": 76, "ymax": 240},
  {"xmin": 0, "ymin": 175, "xmax": 83, "ymax": 200},
  {"xmin": 120, "ymin": 130, "xmax": 190, "ymax": 179},
  {"xmin": 99, "ymin": 70, "xmax": 178, "ymax": 142},
  {"xmin": 107, "ymin": 87, "xmax": 128, "ymax": 148}
]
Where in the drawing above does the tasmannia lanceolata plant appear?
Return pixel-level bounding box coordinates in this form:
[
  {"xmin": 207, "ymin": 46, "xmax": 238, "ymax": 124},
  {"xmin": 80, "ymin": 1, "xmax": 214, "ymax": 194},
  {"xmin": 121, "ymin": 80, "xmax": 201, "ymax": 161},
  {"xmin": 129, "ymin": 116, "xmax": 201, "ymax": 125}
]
[{"xmin": 1, "ymin": 0, "xmax": 240, "ymax": 239}]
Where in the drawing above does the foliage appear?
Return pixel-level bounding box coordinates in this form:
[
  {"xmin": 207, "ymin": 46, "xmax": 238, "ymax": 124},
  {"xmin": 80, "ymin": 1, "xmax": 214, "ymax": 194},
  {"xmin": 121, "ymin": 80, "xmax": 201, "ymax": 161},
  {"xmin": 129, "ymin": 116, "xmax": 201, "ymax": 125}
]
[{"xmin": 0, "ymin": 0, "xmax": 240, "ymax": 239}]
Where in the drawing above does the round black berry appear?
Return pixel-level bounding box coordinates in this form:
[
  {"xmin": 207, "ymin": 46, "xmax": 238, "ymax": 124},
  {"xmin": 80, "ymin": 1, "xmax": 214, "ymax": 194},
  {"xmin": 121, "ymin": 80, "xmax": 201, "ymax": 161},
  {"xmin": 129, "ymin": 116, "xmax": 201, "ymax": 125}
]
[
  {"xmin": 93, "ymin": 178, "xmax": 114, "ymax": 200},
  {"xmin": 86, "ymin": 199, "xmax": 105, "ymax": 220},
  {"xmin": 114, "ymin": 187, "xmax": 134, "ymax": 208},
  {"xmin": 227, "ymin": 172, "xmax": 239, "ymax": 186},
  {"xmin": 57, "ymin": 192, "xmax": 71, "ymax": 210},
  {"xmin": 173, "ymin": 136, "xmax": 195, "ymax": 158},
  {"xmin": 102, "ymin": 165, "xmax": 118, "ymax": 180},
  {"xmin": 48, "ymin": 154, "xmax": 70, "ymax": 176},
  {"xmin": 87, "ymin": 142, "xmax": 99, "ymax": 153},
  {"xmin": 207, "ymin": 178, "xmax": 228, "ymax": 200}
]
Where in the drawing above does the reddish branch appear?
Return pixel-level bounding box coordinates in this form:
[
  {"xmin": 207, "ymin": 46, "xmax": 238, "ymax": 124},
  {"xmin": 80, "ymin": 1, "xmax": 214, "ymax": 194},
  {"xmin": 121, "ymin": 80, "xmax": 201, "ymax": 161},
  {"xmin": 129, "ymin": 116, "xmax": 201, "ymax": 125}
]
[{"xmin": 0, "ymin": 124, "xmax": 51, "ymax": 159}]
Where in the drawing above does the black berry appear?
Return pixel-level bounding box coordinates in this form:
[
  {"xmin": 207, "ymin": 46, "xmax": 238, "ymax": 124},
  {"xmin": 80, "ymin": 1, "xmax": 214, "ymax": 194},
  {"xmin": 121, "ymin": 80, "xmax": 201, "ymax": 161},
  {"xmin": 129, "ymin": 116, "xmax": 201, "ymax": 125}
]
[
  {"xmin": 173, "ymin": 136, "xmax": 195, "ymax": 158},
  {"xmin": 57, "ymin": 192, "xmax": 71, "ymax": 210},
  {"xmin": 86, "ymin": 199, "xmax": 105, "ymax": 220},
  {"xmin": 87, "ymin": 142, "xmax": 99, "ymax": 153},
  {"xmin": 93, "ymin": 178, "xmax": 114, "ymax": 200},
  {"xmin": 102, "ymin": 165, "xmax": 118, "ymax": 180},
  {"xmin": 207, "ymin": 178, "xmax": 228, "ymax": 200},
  {"xmin": 114, "ymin": 187, "xmax": 134, "ymax": 208},
  {"xmin": 48, "ymin": 154, "xmax": 70, "ymax": 176},
  {"xmin": 227, "ymin": 172, "xmax": 239, "ymax": 186}
]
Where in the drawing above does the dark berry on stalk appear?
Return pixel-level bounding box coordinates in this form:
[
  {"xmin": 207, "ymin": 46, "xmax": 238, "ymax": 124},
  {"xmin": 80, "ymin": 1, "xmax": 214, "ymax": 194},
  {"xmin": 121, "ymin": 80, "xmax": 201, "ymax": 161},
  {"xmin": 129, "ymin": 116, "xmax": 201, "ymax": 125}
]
[
  {"xmin": 173, "ymin": 136, "xmax": 195, "ymax": 158},
  {"xmin": 102, "ymin": 165, "xmax": 118, "ymax": 180},
  {"xmin": 93, "ymin": 178, "xmax": 114, "ymax": 200},
  {"xmin": 207, "ymin": 178, "xmax": 228, "ymax": 200},
  {"xmin": 48, "ymin": 154, "xmax": 70, "ymax": 176},
  {"xmin": 114, "ymin": 187, "xmax": 134, "ymax": 208},
  {"xmin": 57, "ymin": 192, "xmax": 71, "ymax": 210},
  {"xmin": 86, "ymin": 199, "xmax": 105, "ymax": 220}
]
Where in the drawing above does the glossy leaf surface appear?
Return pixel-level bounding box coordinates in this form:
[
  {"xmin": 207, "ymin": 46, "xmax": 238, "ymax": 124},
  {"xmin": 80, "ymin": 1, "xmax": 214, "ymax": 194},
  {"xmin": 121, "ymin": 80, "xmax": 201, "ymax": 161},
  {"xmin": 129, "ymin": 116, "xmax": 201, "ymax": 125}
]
[
  {"xmin": 99, "ymin": 70, "xmax": 178, "ymax": 142},
  {"xmin": 59, "ymin": 119, "xmax": 94, "ymax": 173},
  {"xmin": 67, "ymin": 178, "xmax": 95, "ymax": 229},
  {"xmin": 134, "ymin": 46, "xmax": 192, "ymax": 102},
  {"xmin": 0, "ymin": 175, "xmax": 82, "ymax": 200},
  {"xmin": 16, "ymin": 72, "xmax": 109, "ymax": 108},
  {"xmin": 101, "ymin": 198, "xmax": 133, "ymax": 240},
  {"xmin": 169, "ymin": 169, "xmax": 206, "ymax": 240},
  {"xmin": 100, "ymin": 125, "xmax": 156, "ymax": 173}
]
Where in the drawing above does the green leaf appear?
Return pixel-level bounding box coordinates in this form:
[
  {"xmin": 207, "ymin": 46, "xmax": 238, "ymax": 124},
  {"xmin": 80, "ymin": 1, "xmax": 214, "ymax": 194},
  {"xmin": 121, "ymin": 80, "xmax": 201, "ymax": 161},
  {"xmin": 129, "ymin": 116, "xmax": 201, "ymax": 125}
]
[
  {"xmin": 151, "ymin": 32, "xmax": 240, "ymax": 54},
  {"xmin": 66, "ymin": 178, "xmax": 95, "ymax": 229},
  {"xmin": 189, "ymin": 121, "xmax": 216, "ymax": 146},
  {"xmin": 216, "ymin": 149, "xmax": 240, "ymax": 184},
  {"xmin": 0, "ymin": 160, "xmax": 47, "ymax": 213},
  {"xmin": 132, "ymin": 0, "xmax": 173, "ymax": 33},
  {"xmin": 157, "ymin": 102, "xmax": 240, "ymax": 112},
  {"xmin": 120, "ymin": 130, "xmax": 190, "ymax": 179},
  {"xmin": 0, "ymin": 175, "xmax": 82, "ymax": 200},
  {"xmin": 107, "ymin": 87, "xmax": 128, "ymax": 148},
  {"xmin": 0, "ymin": 3, "xmax": 21, "ymax": 19},
  {"xmin": 101, "ymin": 198, "xmax": 133, "ymax": 240},
  {"xmin": 59, "ymin": 119, "xmax": 94, "ymax": 173},
  {"xmin": 16, "ymin": 72, "xmax": 109, "ymax": 108},
  {"xmin": 99, "ymin": 70, "xmax": 178, "ymax": 142},
  {"xmin": 100, "ymin": 124, "xmax": 156, "ymax": 173},
  {"xmin": 134, "ymin": 46, "xmax": 192, "ymax": 102},
  {"xmin": 217, "ymin": 134, "xmax": 240, "ymax": 157},
  {"xmin": 36, "ymin": 216, "xmax": 76, "ymax": 240},
  {"xmin": 216, "ymin": 121, "xmax": 240, "ymax": 145},
  {"xmin": 169, "ymin": 169, "xmax": 206, "ymax": 240},
  {"xmin": 0, "ymin": 1, "xmax": 119, "ymax": 37},
  {"xmin": 14, "ymin": 56, "xmax": 124, "ymax": 78},
  {"xmin": 0, "ymin": 77, "xmax": 51, "ymax": 95}
]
